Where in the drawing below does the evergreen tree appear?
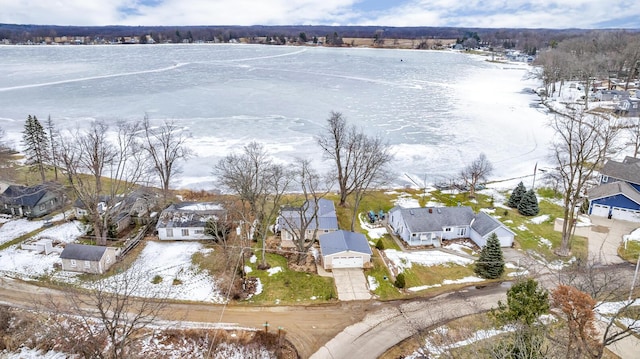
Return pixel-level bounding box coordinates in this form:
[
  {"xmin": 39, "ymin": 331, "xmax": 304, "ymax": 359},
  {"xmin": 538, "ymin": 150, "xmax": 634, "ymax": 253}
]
[
  {"xmin": 508, "ymin": 181, "xmax": 527, "ymax": 208},
  {"xmin": 394, "ymin": 273, "xmax": 406, "ymax": 288},
  {"xmin": 518, "ymin": 189, "xmax": 540, "ymax": 216},
  {"xmin": 491, "ymin": 278, "xmax": 550, "ymax": 358},
  {"xmin": 22, "ymin": 115, "xmax": 49, "ymax": 183},
  {"xmin": 474, "ymin": 233, "xmax": 505, "ymax": 279}
]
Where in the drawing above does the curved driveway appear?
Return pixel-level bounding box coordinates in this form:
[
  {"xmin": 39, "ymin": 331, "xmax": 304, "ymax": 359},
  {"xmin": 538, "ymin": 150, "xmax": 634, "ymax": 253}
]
[{"xmin": 310, "ymin": 284, "xmax": 508, "ymax": 359}]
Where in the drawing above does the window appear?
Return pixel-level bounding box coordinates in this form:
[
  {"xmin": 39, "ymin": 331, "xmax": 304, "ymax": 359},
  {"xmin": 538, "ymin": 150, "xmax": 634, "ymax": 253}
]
[
  {"xmin": 444, "ymin": 227, "xmax": 451, "ymax": 232},
  {"xmin": 182, "ymin": 229, "xmax": 189, "ymax": 236},
  {"xmin": 601, "ymin": 175, "xmax": 609, "ymax": 183},
  {"xmin": 166, "ymin": 229, "xmax": 173, "ymax": 237},
  {"xmin": 195, "ymin": 229, "xmax": 204, "ymax": 234},
  {"xmin": 39, "ymin": 203, "xmax": 46, "ymax": 210},
  {"xmin": 84, "ymin": 261, "xmax": 91, "ymax": 269},
  {"xmin": 106, "ymin": 256, "xmax": 111, "ymax": 264},
  {"xmin": 70, "ymin": 259, "xmax": 77, "ymax": 267},
  {"xmin": 412, "ymin": 233, "xmax": 416, "ymax": 237},
  {"xmin": 457, "ymin": 227, "xmax": 466, "ymax": 236}
]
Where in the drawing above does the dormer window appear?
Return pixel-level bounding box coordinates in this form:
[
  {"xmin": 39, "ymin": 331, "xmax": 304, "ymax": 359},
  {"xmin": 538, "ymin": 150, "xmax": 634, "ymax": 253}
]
[{"xmin": 601, "ymin": 175, "xmax": 609, "ymax": 183}]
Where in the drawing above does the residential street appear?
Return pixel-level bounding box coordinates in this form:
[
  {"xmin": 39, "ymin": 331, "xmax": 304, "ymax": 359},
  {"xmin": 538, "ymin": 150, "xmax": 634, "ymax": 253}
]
[{"xmin": 310, "ymin": 284, "xmax": 509, "ymax": 359}]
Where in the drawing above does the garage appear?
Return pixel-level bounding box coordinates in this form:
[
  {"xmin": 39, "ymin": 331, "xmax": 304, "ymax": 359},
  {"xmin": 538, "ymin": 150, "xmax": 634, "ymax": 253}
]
[
  {"xmin": 612, "ymin": 207, "xmax": 640, "ymax": 222},
  {"xmin": 319, "ymin": 230, "xmax": 372, "ymax": 270},
  {"xmin": 332, "ymin": 256, "xmax": 364, "ymax": 268},
  {"xmin": 590, "ymin": 204, "xmax": 611, "ymax": 218}
]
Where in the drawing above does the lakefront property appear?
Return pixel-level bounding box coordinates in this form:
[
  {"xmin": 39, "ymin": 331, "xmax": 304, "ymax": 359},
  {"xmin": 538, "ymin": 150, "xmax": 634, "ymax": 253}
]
[{"xmin": 388, "ymin": 206, "xmax": 515, "ymax": 248}]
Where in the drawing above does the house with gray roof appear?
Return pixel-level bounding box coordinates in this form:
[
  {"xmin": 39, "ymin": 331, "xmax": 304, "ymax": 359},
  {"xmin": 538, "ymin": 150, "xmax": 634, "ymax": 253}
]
[
  {"xmin": 276, "ymin": 198, "xmax": 339, "ymax": 247},
  {"xmin": 318, "ymin": 230, "xmax": 372, "ymax": 270},
  {"xmin": 388, "ymin": 206, "xmax": 514, "ymax": 248},
  {"xmin": 588, "ymin": 156, "xmax": 640, "ymax": 222},
  {"xmin": 59, "ymin": 243, "xmax": 119, "ymax": 274},
  {"xmin": 155, "ymin": 202, "xmax": 227, "ymax": 240},
  {"xmin": 0, "ymin": 182, "xmax": 65, "ymax": 218}
]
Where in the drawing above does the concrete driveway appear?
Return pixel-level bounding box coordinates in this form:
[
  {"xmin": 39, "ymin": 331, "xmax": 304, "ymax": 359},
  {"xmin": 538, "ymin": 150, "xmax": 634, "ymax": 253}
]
[
  {"xmin": 556, "ymin": 216, "xmax": 638, "ymax": 264},
  {"xmin": 332, "ymin": 268, "xmax": 371, "ymax": 301}
]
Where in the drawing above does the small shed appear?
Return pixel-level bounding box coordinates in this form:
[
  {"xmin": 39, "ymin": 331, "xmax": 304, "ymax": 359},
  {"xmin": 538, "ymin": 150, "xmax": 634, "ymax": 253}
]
[
  {"xmin": 319, "ymin": 230, "xmax": 372, "ymax": 270},
  {"xmin": 59, "ymin": 243, "xmax": 118, "ymax": 274}
]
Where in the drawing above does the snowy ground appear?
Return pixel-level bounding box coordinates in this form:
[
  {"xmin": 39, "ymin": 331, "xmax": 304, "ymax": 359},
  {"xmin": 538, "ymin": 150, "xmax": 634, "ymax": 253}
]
[{"xmin": 0, "ymin": 216, "xmax": 225, "ymax": 303}]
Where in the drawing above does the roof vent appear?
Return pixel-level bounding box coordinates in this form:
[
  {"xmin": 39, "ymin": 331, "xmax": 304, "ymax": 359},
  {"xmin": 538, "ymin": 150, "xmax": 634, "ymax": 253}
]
[
  {"xmin": 428, "ymin": 208, "xmax": 433, "ymax": 213},
  {"xmin": 409, "ymin": 210, "xmax": 414, "ymax": 215}
]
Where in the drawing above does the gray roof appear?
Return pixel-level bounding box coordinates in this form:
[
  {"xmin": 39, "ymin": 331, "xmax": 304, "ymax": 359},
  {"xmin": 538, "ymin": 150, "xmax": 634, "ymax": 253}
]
[
  {"xmin": 601, "ymin": 158, "xmax": 640, "ymax": 185},
  {"xmin": 60, "ymin": 243, "xmax": 107, "ymax": 261},
  {"xmin": 471, "ymin": 211, "xmax": 515, "ymax": 237},
  {"xmin": 156, "ymin": 202, "xmax": 227, "ymax": 229},
  {"xmin": 1, "ymin": 182, "xmax": 62, "ymax": 207},
  {"xmin": 278, "ymin": 198, "xmax": 338, "ymax": 232},
  {"xmin": 319, "ymin": 230, "xmax": 372, "ymax": 256},
  {"xmin": 393, "ymin": 206, "xmax": 475, "ymax": 233},
  {"xmin": 588, "ymin": 181, "xmax": 640, "ymax": 204}
]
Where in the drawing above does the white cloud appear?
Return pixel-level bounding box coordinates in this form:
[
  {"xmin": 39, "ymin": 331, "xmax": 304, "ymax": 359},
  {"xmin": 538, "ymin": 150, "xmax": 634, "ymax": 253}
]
[{"xmin": 0, "ymin": 0, "xmax": 637, "ymax": 28}]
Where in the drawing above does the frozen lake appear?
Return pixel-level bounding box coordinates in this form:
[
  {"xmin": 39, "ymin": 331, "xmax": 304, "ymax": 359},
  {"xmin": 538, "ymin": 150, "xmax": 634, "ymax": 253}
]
[{"xmin": 0, "ymin": 44, "xmax": 551, "ymax": 189}]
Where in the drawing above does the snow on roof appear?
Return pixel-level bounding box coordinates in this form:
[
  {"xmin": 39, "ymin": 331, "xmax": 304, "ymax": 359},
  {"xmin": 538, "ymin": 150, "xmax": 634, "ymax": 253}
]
[{"xmin": 177, "ymin": 203, "xmax": 225, "ymax": 211}]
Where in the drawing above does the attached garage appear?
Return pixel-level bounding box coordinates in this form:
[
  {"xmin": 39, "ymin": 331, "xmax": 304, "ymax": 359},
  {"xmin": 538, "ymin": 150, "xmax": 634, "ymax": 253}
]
[
  {"xmin": 332, "ymin": 256, "xmax": 364, "ymax": 268},
  {"xmin": 590, "ymin": 204, "xmax": 610, "ymax": 218},
  {"xmin": 588, "ymin": 181, "xmax": 640, "ymax": 223},
  {"xmin": 612, "ymin": 207, "xmax": 640, "ymax": 222},
  {"xmin": 319, "ymin": 230, "xmax": 372, "ymax": 270}
]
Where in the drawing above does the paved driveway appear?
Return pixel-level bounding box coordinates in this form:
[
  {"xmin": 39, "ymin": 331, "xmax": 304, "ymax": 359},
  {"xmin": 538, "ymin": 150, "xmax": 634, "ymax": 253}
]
[
  {"xmin": 332, "ymin": 268, "xmax": 371, "ymax": 301},
  {"xmin": 556, "ymin": 217, "xmax": 638, "ymax": 264}
]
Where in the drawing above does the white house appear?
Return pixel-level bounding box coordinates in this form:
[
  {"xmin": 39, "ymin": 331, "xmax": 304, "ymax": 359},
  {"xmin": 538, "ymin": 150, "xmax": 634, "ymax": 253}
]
[
  {"xmin": 388, "ymin": 206, "xmax": 514, "ymax": 248},
  {"xmin": 155, "ymin": 202, "xmax": 226, "ymax": 240},
  {"xmin": 318, "ymin": 230, "xmax": 372, "ymax": 270},
  {"xmin": 59, "ymin": 243, "xmax": 119, "ymax": 274}
]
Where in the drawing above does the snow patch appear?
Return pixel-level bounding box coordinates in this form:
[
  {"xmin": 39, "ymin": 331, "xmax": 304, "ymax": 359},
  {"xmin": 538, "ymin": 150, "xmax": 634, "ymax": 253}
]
[{"xmin": 267, "ymin": 266, "xmax": 282, "ymax": 276}]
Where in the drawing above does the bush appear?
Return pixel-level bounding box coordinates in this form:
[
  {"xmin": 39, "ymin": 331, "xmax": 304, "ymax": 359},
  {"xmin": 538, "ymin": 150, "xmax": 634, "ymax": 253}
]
[
  {"xmin": 375, "ymin": 238, "xmax": 384, "ymax": 250},
  {"xmin": 394, "ymin": 273, "xmax": 406, "ymax": 288},
  {"xmin": 151, "ymin": 275, "xmax": 163, "ymax": 284}
]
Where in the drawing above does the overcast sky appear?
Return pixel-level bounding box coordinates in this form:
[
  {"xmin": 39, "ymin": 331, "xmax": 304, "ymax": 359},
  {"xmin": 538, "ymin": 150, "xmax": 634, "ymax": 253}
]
[{"xmin": 1, "ymin": 0, "xmax": 637, "ymax": 29}]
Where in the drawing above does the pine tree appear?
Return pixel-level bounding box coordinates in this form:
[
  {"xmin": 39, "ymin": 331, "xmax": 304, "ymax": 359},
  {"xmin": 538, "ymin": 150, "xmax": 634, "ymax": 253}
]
[
  {"xmin": 22, "ymin": 115, "xmax": 50, "ymax": 183},
  {"xmin": 518, "ymin": 189, "xmax": 540, "ymax": 216},
  {"xmin": 475, "ymin": 233, "xmax": 505, "ymax": 279},
  {"xmin": 508, "ymin": 181, "xmax": 527, "ymax": 208}
]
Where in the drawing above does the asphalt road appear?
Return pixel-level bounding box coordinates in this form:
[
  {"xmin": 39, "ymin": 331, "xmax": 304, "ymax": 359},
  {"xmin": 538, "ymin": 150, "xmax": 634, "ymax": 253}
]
[{"xmin": 310, "ymin": 284, "xmax": 509, "ymax": 359}]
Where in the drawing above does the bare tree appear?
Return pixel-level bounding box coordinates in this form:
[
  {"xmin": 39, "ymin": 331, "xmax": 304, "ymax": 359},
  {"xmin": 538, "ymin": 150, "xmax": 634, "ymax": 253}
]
[
  {"xmin": 0, "ymin": 127, "xmax": 16, "ymax": 181},
  {"xmin": 624, "ymin": 117, "xmax": 640, "ymax": 158},
  {"xmin": 559, "ymin": 37, "xmax": 608, "ymax": 108},
  {"xmin": 58, "ymin": 121, "xmax": 148, "ymax": 245},
  {"xmin": 550, "ymin": 109, "xmax": 619, "ymax": 256},
  {"xmin": 45, "ymin": 115, "xmax": 60, "ymax": 181},
  {"xmin": 278, "ymin": 159, "xmax": 331, "ymax": 263},
  {"xmin": 317, "ymin": 111, "xmax": 393, "ymax": 230},
  {"xmin": 141, "ymin": 115, "xmax": 193, "ymax": 203},
  {"xmin": 459, "ymin": 153, "xmax": 493, "ymax": 199},
  {"xmin": 43, "ymin": 265, "xmax": 171, "ymax": 359},
  {"xmin": 214, "ymin": 141, "xmax": 291, "ymax": 266},
  {"xmin": 556, "ymin": 260, "xmax": 640, "ymax": 358}
]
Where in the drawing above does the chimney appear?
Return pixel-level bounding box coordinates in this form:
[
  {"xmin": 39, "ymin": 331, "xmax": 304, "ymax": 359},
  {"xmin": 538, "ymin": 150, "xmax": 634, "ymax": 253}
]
[{"xmin": 428, "ymin": 208, "xmax": 433, "ymax": 213}]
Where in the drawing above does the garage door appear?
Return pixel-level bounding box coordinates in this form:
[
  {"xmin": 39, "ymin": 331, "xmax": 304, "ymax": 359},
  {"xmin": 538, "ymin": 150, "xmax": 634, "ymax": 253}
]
[
  {"xmin": 591, "ymin": 204, "xmax": 610, "ymax": 217},
  {"xmin": 612, "ymin": 207, "xmax": 640, "ymax": 222},
  {"xmin": 332, "ymin": 256, "xmax": 363, "ymax": 268}
]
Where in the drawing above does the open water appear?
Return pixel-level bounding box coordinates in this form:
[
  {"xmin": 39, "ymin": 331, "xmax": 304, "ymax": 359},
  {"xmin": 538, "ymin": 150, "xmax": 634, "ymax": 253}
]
[{"xmin": 0, "ymin": 44, "xmax": 550, "ymax": 189}]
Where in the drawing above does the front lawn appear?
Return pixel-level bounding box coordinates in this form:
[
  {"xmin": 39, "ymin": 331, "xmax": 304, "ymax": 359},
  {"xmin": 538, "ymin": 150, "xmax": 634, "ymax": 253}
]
[{"xmin": 245, "ymin": 252, "xmax": 336, "ymax": 304}]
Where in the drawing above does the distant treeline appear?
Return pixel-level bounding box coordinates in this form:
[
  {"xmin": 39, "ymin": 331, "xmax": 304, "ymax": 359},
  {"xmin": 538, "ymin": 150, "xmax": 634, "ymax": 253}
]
[{"xmin": 1, "ymin": 23, "xmax": 636, "ymax": 50}]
